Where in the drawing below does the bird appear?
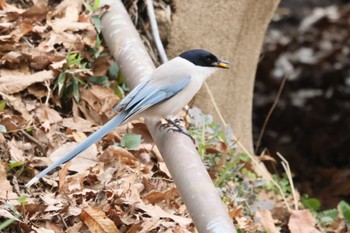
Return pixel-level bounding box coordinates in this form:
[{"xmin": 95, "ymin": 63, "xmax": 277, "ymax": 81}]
[{"xmin": 26, "ymin": 49, "xmax": 229, "ymax": 187}]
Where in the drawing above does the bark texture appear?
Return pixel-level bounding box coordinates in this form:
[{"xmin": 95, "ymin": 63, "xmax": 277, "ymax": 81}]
[{"xmin": 167, "ymin": 0, "xmax": 280, "ymax": 152}]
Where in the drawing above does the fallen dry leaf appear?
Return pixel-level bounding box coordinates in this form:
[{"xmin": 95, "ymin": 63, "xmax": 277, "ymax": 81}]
[
  {"xmin": 31, "ymin": 226, "xmax": 55, "ymax": 233},
  {"xmin": 144, "ymin": 188, "xmax": 179, "ymax": 205},
  {"xmin": 45, "ymin": 221, "xmax": 65, "ymax": 233},
  {"xmin": 288, "ymin": 210, "xmax": 321, "ymax": 233},
  {"xmin": 35, "ymin": 105, "xmax": 63, "ymax": 124},
  {"xmin": 0, "ymin": 70, "xmax": 54, "ymax": 95},
  {"xmin": 49, "ymin": 142, "xmax": 98, "ymax": 173},
  {"xmin": 8, "ymin": 138, "xmax": 25, "ymax": 162},
  {"xmin": 0, "ymin": 208, "xmax": 17, "ymax": 219},
  {"xmin": 66, "ymin": 222, "xmax": 83, "ymax": 233},
  {"xmin": 136, "ymin": 202, "xmax": 192, "ymax": 227},
  {"xmin": 81, "ymin": 206, "xmax": 120, "ymax": 233},
  {"xmin": 0, "ymin": 93, "xmax": 32, "ymax": 121},
  {"xmin": 0, "ymin": 162, "xmax": 18, "ymax": 205},
  {"xmin": 61, "ymin": 117, "xmax": 98, "ymax": 132},
  {"xmin": 256, "ymin": 209, "xmax": 279, "ymax": 233}
]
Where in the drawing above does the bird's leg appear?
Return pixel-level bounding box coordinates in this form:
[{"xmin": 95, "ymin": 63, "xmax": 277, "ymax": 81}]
[{"xmin": 160, "ymin": 118, "xmax": 196, "ymax": 144}]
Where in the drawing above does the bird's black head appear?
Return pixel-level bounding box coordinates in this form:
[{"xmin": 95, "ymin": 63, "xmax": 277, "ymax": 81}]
[{"xmin": 179, "ymin": 49, "xmax": 229, "ymax": 69}]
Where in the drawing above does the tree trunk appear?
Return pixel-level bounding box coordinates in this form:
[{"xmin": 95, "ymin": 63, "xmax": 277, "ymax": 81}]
[{"xmin": 167, "ymin": 0, "xmax": 280, "ymax": 153}]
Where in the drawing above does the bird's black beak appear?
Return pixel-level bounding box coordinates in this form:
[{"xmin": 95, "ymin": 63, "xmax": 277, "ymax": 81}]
[{"xmin": 212, "ymin": 59, "xmax": 230, "ymax": 69}]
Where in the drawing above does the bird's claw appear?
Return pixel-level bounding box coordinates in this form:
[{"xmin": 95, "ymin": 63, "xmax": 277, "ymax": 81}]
[{"xmin": 160, "ymin": 119, "xmax": 196, "ymax": 144}]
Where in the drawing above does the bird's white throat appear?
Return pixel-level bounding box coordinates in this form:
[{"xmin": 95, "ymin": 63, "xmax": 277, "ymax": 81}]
[{"xmin": 191, "ymin": 64, "xmax": 217, "ymax": 81}]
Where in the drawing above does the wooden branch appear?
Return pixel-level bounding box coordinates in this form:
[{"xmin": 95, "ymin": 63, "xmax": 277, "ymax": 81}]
[{"xmin": 99, "ymin": 0, "xmax": 236, "ymax": 232}]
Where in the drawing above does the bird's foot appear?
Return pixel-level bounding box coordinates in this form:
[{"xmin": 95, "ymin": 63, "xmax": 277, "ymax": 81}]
[{"xmin": 160, "ymin": 119, "xmax": 196, "ymax": 144}]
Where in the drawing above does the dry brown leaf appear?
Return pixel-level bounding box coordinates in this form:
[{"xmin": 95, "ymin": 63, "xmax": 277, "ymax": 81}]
[
  {"xmin": 256, "ymin": 209, "xmax": 279, "ymax": 233},
  {"xmin": 53, "ymin": 0, "xmax": 83, "ymax": 20},
  {"xmin": 49, "ymin": 142, "xmax": 98, "ymax": 173},
  {"xmin": 92, "ymin": 55, "xmax": 110, "ymax": 76},
  {"xmin": 41, "ymin": 193, "xmax": 64, "ymax": 212},
  {"xmin": 27, "ymin": 85, "xmax": 48, "ymax": 99},
  {"xmin": 0, "ymin": 0, "xmax": 7, "ymax": 9},
  {"xmin": 61, "ymin": 117, "xmax": 97, "ymax": 132},
  {"xmin": 10, "ymin": 21, "xmax": 33, "ymax": 42},
  {"xmin": 0, "ymin": 70, "xmax": 54, "ymax": 95},
  {"xmin": 0, "ymin": 22, "xmax": 11, "ymax": 30},
  {"xmin": 136, "ymin": 202, "xmax": 192, "ymax": 227},
  {"xmin": 0, "ymin": 162, "xmax": 18, "ymax": 205},
  {"xmin": 31, "ymin": 227, "xmax": 55, "ymax": 233},
  {"xmin": 288, "ymin": 210, "xmax": 321, "ymax": 233},
  {"xmin": 144, "ymin": 188, "xmax": 179, "ymax": 204},
  {"xmin": 1, "ymin": 51, "xmax": 22, "ymax": 67},
  {"xmin": 20, "ymin": 2, "xmax": 48, "ymax": 21},
  {"xmin": 130, "ymin": 122, "xmax": 153, "ymax": 144},
  {"xmin": 81, "ymin": 206, "xmax": 120, "ymax": 233},
  {"xmin": 139, "ymin": 218, "xmax": 161, "ymax": 233},
  {"xmin": 8, "ymin": 138, "xmax": 25, "ymax": 162},
  {"xmin": 66, "ymin": 222, "xmax": 83, "ymax": 233},
  {"xmin": 35, "ymin": 105, "xmax": 62, "ymax": 124},
  {"xmin": 88, "ymin": 85, "xmax": 119, "ymax": 109},
  {"xmin": 99, "ymin": 146, "xmax": 138, "ymax": 168},
  {"xmin": 45, "ymin": 221, "xmax": 64, "ymax": 233},
  {"xmin": 173, "ymin": 226, "xmax": 193, "ymax": 233},
  {"xmin": 30, "ymin": 54, "xmax": 51, "ymax": 70},
  {"xmin": 51, "ymin": 20, "xmax": 94, "ymax": 33},
  {"xmin": 158, "ymin": 162, "xmax": 171, "ymax": 178},
  {"xmin": 49, "ymin": 58, "xmax": 66, "ymax": 70},
  {"xmin": 0, "ymin": 208, "xmax": 16, "ymax": 219},
  {"xmin": 58, "ymin": 160, "xmax": 71, "ymax": 193}
]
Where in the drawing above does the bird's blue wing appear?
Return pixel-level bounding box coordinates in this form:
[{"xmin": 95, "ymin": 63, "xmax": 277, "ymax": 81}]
[
  {"xmin": 113, "ymin": 80, "xmax": 149, "ymax": 112},
  {"xmin": 123, "ymin": 75, "xmax": 191, "ymax": 120}
]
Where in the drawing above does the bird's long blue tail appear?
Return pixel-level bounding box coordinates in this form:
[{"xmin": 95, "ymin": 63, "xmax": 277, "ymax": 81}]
[{"xmin": 26, "ymin": 112, "xmax": 127, "ymax": 187}]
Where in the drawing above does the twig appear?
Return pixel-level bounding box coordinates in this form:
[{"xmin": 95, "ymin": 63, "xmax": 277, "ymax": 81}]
[
  {"xmin": 20, "ymin": 129, "xmax": 42, "ymax": 148},
  {"xmin": 146, "ymin": 0, "xmax": 168, "ymax": 63},
  {"xmin": 255, "ymin": 75, "xmax": 287, "ymax": 152},
  {"xmin": 277, "ymin": 152, "xmax": 298, "ymax": 210},
  {"xmin": 204, "ymin": 81, "xmax": 227, "ymax": 126}
]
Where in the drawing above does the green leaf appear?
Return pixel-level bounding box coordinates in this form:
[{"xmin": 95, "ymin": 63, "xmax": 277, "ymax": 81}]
[
  {"xmin": 0, "ymin": 100, "xmax": 7, "ymax": 112},
  {"xmin": 338, "ymin": 200, "xmax": 350, "ymax": 223},
  {"xmin": 57, "ymin": 72, "xmax": 66, "ymax": 96},
  {"xmin": 0, "ymin": 217, "xmax": 18, "ymax": 230},
  {"xmin": 25, "ymin": 127, "xmax": 33, "ymax": 133},
  {"xmin": 92, "ymin": 15, "xmax": 102, "ymax": 34},
  {"xmin": 9, "ymin": 161, "xmax": 25, "ymax": 169},
  {"xmin": 83, "ymin": 1, "xmax": 94, "ymax": 13},
  {"xmin": 121, "ymin": 134, "xmax": 141, "ymax": 150},
  {"xmin": 18, "ymin": 196, "xmax": 28, "ymax": 205},
  {"xmin": 0, "ymin": 125, "xmax": 7, "ymax": 133},
  {"xmin": 90, "ymin": 76, "xmax": 109, "ymax": 87},
  {"xmin": 113, "ymin": 85, "xmax": 125, "ymax": 99},
  {"xmin": 301, "ymin": 196, "xmax": 321, "ymax": 212},
  {"xmin": 318, "ymin": 209, "xmax": 338, "ymax": 224},
  {"xmin": 67, "ymin": 53, "xmax": 82, "ymax": 66},
  {"xmin": 93, "ymin": 0, "xmax": 100, "ymax": 11},
  {"xmin": 108, "ymin": 62, "xmax": 119, "ymax": 79}
]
